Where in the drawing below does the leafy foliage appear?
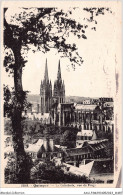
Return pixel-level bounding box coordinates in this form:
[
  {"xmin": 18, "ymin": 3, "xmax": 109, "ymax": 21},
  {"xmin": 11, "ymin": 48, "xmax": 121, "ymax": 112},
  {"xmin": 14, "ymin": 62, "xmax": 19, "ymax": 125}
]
[
  {"xmin": 30, "ymin": 160, "xmax": 91, "ymax": 183},
  {"xmin": 4, "ymin": 7, "xmax": 112, "ymax": 71},
  {"xmin": 5, "ymin": 154, "xmax": 33, "ymax": 184},
  {"xmin": 60, "ymin": 128, "xmax": 78, "ymax": 148},
  {"xmin": 4, "ymin": 85, "xmax": 31, "ymax": 119}
]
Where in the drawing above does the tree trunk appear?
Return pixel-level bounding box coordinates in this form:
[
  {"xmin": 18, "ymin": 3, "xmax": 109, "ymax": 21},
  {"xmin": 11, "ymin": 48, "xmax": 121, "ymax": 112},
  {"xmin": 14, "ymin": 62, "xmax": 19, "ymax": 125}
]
[
  {"xmin": 12, "ymin": 46, "xmax": 24, "ymax": 153},
  {"xmin": 4, "ymin": 12, "xmax": 32, "ymax": 183},
  {"xmin": 11, "ymin": 45, "xmax": 31, "ymax": 183}
]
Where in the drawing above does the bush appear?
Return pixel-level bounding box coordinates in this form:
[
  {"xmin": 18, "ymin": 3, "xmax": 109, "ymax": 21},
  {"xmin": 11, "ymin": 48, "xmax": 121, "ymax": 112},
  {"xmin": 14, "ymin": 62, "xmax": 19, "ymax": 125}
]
[
  {"xmin": 60, "ymin": 129, "xmax": 78, "ymax": 148},
  {"xmin": 30, "ymin": 161, "xmax": 91, "ymax": 183}
]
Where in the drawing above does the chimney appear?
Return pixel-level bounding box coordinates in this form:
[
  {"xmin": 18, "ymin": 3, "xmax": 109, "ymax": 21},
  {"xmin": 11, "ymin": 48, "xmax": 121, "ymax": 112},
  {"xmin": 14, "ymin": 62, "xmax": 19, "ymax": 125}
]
[
  {"xmin": 43, "ymin": 138, "xmax": 48, "ymax": 152},
  {"xmin": 49, "ymin": 139, "xmax": 54, "ymax": 152},
  {"xmin": 25, "ymin": 109, "xmax": 27, "ymax": 115},
  {"xmin": 37, "ymin": 103, "xmax": 39, "ymax": 113},
  {"xmin": 30, "ymin": 104, "xmax": 33, "ymax": 113}
]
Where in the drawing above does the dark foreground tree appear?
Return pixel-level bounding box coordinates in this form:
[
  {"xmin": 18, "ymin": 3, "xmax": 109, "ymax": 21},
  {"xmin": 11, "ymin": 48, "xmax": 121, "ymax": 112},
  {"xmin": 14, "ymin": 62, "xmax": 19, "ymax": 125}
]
[
  {"xmin": 4, "ymin": 7, "xmax": 112, "ymax": 182},
  {"xmin": 5, "ymin": 155, "xmax": 33, "ymax": 184}
]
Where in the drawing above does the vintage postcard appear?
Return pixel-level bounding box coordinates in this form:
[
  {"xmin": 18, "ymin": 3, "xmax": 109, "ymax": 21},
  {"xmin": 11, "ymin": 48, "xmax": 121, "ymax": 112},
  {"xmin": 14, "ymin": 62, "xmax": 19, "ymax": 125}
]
[{"xmin": 0, "ymin": 0, "xmax": 122, "ymax": 190}]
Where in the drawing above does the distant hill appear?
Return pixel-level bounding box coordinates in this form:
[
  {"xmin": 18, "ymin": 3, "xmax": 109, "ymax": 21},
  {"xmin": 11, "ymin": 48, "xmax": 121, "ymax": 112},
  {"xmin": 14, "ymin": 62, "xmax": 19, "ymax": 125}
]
[
  {"xmin": 27, "ymin": 94, "xmax": 98, "ymax": 104},
  {"xmin": 27, "ymin": 94, "xmax": 40, "ymax": 103},
  {"xmin": 65, "ymin": 96, "xmax": 98, "ymax": 103}
]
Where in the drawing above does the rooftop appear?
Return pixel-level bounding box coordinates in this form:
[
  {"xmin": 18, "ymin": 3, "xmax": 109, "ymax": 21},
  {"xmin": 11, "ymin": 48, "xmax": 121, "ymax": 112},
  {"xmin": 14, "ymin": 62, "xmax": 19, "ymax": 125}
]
[
  {"xmin": 77, "ymin": 130, "xmax": 93, "ymax": 137},
  {"xmin": 75, "ymin": 104, "xmax": 97, "ymax": 110}
]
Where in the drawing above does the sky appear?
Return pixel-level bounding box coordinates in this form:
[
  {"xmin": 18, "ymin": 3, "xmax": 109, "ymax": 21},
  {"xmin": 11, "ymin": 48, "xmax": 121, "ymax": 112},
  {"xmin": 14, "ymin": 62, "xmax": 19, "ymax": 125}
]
[{"xmin": 3, "ymin": 3, "xmax": 121, "ymax": 97}]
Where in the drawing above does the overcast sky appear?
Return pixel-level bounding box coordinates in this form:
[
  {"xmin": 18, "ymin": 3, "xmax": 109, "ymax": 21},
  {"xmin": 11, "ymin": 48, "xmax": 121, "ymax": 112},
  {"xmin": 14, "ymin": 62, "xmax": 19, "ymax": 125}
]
[{"xmin": 3, "ymin": 2, "xmax": 121, "ymax": 97}]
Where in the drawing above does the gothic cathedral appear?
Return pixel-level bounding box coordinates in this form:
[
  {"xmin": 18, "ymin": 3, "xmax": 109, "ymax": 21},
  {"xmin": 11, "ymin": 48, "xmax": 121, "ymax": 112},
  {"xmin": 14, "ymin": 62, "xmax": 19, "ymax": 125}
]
[{"xmin": 40, "ymin": 59, "xmax": 65, "ymax": 114}]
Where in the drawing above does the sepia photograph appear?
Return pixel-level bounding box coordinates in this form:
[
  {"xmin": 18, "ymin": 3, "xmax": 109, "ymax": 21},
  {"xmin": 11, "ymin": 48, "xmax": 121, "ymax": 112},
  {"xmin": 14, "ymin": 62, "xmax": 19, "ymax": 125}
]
[{"xmin": 1, "ymin": 1, "xmax": 122, "ymax": 189}]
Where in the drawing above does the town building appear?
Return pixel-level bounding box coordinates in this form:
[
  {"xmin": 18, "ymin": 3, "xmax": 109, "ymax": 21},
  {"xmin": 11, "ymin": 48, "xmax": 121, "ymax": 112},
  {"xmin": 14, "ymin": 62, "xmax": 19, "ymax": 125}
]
[
  {"xmin": 64, "ymin": 139, "xmax": 113, "ymax": 167},
  {"xmin": 76, "ymin": 129, "xmax": 97, "ymax": 147},
  {"xmin": 25, "ymin": 127, "xmax": 64, "ymax": 161}
]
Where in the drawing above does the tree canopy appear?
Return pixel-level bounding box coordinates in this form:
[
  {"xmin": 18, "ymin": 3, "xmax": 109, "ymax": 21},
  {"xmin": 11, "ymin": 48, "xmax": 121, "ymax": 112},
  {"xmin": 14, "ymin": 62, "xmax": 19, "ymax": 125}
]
[{"xmin": 4, "ymin": 7, "xmax": 112, "ymax": 73}]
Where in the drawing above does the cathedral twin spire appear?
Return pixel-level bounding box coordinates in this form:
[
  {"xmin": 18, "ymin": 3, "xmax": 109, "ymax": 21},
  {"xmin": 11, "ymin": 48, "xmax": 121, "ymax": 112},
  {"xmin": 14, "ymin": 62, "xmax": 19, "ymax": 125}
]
[
  {"xmin": 41, "ymin": 59, "xmax": 52, "ymax": 91},
  {"xmin": 43, "ymin": 59, "xmax": 52, "ymax": 86},
  {"xmin": 57, "ymin": 60, "xmax": 61, "ymax": 80},
  {"xmin": 44, "ymin": 59, "xmax": 62, "ymax": 81},
  {"xmin": 41, "ymin": 58, "xmax": 64, "ymax": 91},
  {"xmin": 44, "ymin": 59, "xmax": 49, "ymax": 82},
  {"xmin": 40, "ymin": 59, "xmax": 65, "ymax": 113}
]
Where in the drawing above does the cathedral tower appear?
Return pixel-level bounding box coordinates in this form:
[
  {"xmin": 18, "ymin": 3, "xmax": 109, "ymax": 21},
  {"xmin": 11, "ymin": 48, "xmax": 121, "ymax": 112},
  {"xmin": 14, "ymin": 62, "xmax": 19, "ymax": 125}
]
[
  {"xmin": 53, "ymin": 60, "xmax": 65, "ymax": 104},
  {"xmin": 40, "ymin": 59, "xmax": 52, "ymax": 113}
]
